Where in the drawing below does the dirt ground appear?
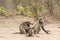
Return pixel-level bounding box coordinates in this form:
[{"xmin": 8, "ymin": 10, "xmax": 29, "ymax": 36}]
[{"xmin": 0, "ymin": 16, "xmax": 60, "ymax": 40}]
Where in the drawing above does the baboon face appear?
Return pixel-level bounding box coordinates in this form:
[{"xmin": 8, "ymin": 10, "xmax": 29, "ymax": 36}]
[{"xmin": 39, "ymin": 17, "xmax": 44, "ymax": 24}]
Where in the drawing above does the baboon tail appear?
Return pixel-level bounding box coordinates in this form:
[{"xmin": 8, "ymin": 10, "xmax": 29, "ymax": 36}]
[{"xmin": 41, "ymin": 26, "xmax": 49, "ymax": 34}]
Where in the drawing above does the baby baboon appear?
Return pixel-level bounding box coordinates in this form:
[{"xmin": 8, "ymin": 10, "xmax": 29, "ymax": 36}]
[
  {"xmin": 27, "ymin": 27, "xmax": 34, "ymax": 36},
  {"xmin": 19, "ymin": 21, "xmax": 33, "ymax": 34},
  {"xmin": 33, "ymin": 17, "xmax": 49, "ymax": 34}
]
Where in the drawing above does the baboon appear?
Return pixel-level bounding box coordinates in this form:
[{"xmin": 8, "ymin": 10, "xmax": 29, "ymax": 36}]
[
  {"xmin": 27, "ymin": 27, "xmax": 34, "ymax": 36},
  {"xmin": 19, "ymin": 21, "xmax": 33, "ymax": 34},
  {"xmin": 33, "ymin": 17, "xmax": 49, "ymax": 34},
  {"xmin": 39, "ymin": 17, "xmax": 49, "ymax": 34}
]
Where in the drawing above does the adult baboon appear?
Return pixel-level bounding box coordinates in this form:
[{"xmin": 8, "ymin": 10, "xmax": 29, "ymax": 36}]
[
  {"xmin": 33, "ymin": 17, "xmax": 49, "ymax": 34},
  {"xmin": 19, "ymin": 21, "xmax": 33, "ymax": 34},
  {"xmin": 39, "ymin": 17, "xmax": 49, "ymax": 34}
]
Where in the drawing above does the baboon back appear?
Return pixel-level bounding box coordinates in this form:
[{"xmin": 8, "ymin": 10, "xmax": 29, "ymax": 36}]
[{"xmin": 19, "ymin": 21, "xmax": 32, "ymax": 34}]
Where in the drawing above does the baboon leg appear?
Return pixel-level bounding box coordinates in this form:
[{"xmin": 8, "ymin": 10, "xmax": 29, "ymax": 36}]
[
  {"xmin": 20, "ymin": 28, "xmax": 26, "ymax": 34},
  {"xmin": 34, "ymin": 30, "xmax": 37, "ymax": 34},
  {"xmin": 37, "ymin": 29, "xmax": 41, "ymax": 34},
  {"xmin": 41, "ymin": 26, "xmax": 49, "ymax": 34},
  {"xmin": 35, "ymin": 30, "xmax": 39, "ymax": 34},
  {"xmin": 34, "ymin": 28, "xmax": 41, "ymax": 34},
  {"xmin": 35, "ymin": 30, "xmax": 38, "ymax": 34}
]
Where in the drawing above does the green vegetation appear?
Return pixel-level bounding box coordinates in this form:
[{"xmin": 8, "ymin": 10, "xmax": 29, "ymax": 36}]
[
  {"xmin": 0, "ymin": 6, "xmax": 8, "ymax": 16},
  {"xmin": 0, "ymin": 0, "xmax": 60, "ymax": 20}
]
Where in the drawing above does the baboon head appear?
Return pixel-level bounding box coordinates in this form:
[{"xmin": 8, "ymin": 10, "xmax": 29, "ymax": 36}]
[
  {"xmin": 39, "ymin": 17, "xmax": 43, "ymax": 24},
  {"xmin": 25, "ymin": 22, "xmax": 31, "ymax": 27}
]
